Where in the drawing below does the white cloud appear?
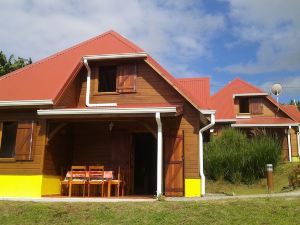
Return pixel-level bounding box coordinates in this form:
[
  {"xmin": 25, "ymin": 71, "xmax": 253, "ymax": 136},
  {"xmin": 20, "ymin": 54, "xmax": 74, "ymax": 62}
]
[
  {"xmin": 219, "ymin": 0, "xmax": 300, "ymax": 74},
  {"xmin": 0, "ymin": 0, "xmax": 224, "ymax": 76}
]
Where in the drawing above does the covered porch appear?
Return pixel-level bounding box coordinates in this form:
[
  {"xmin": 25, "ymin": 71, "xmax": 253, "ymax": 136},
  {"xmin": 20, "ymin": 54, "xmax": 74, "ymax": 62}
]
[{"xmin": 38, "ymin": 105, "xmax": 184, "ymax": 197}]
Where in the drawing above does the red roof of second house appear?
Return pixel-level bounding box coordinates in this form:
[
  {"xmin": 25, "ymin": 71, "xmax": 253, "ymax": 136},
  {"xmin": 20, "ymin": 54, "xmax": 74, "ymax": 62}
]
[
  {"xmin": 210, "ymin": 78, "xmax": 299, "ymax": 124},
  {"xmin": 281, "ymin": 105, "xmax": 300, "ymax": 122},
  {"xmin": 0, "ymin": 30, "xmax": 207, "ymax": 111},
  {"xmin": 210, "ymin": 78, "xmax": 264, "ymax": 120},
  {"xmin": 177, "ymin": 77, "xmax": 211, "ymax": 109}
]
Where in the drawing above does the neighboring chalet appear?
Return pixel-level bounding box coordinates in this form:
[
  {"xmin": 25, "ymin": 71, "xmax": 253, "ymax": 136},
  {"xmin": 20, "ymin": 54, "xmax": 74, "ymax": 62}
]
[
  {"xmin": 210, "ymin": 78, "xmax": 300, "ymax": 162},
  {"xmin": 0, "ymin": 31, "xmax": 214, "ymax": 198}
]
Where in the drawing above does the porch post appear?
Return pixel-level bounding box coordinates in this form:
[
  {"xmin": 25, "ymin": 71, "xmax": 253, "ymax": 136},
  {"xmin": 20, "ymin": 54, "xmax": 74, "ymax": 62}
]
[
  {"xmin": 287, "ymin": 126, "xmax": 292, "ymax": 162},
  {"xmin": 155, "ymin": 112, "xmax": 163, "ymax": 196}
]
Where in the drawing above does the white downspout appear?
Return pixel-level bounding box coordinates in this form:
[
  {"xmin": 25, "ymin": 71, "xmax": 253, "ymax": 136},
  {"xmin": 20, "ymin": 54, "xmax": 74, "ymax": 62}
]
[
  {"xmin": 83, "ymin": 59, "xmax": 117, "ymax": 107},
  {"xmin": 155, "ymin": 112, "xmax": 163, "ymax": 197},
  {"xmin": 199, "ymin": 112, "xmax": 215, "ymax": 196},
  {"xmin": 297, "ymin": 126, "xmax": 300, "ymax": 158},
  {"xmin": 287, "ymin": 126, "xmax": 292, "ymax": 162}
]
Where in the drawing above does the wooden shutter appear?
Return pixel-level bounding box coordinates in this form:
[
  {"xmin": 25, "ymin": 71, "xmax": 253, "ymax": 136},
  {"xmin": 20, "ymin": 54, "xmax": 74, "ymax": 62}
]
[
  {"xmin": 164, "ymin": 130, "xmax": 184, "ymax": 197},
  {"xmin": 116, "ymin": 63, "xmax": 137, "ymax": 93},
  {"xmin": 15, "ymin": 121, "xmax": 35, "ymax": 161},
  {"xmin": 250, "ymin": 98, "xmax": 263, "ymax": 115}
]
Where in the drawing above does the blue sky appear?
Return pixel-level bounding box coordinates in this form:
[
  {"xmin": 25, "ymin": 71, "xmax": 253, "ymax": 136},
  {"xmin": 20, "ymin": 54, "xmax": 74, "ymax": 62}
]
[{"xmin": 0, "ymin": 0, "xmax": 299, "ymax": 102}]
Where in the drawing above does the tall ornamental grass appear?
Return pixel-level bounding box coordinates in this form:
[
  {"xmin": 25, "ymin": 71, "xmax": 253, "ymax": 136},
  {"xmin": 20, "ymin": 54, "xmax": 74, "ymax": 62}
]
[{"xmin": 204, "ymin": 128, "xmax": 281, "ymax": 184}]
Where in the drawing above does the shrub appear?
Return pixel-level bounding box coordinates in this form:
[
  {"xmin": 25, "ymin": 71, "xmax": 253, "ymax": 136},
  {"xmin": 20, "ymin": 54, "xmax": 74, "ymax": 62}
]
[{"xmin": 204, "ymin": 128, "xmax": 281, "ymax": 184}]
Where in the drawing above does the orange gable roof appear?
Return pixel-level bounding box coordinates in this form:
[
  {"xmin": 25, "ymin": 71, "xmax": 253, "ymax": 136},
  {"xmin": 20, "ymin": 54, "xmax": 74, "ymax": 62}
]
[
  {"xmin": 177, "ymin": 77, "xmax": 211, "ymax": 108},
  {"xmin": 211, "ymin": 78, "xmax": 300, "ymax": 123},
  {"xmin": 210, "ymin": 78, "xmax": 264, "ymax": 120},
  {"xmin": 281, "ymin": 105, "xmax": 300, "ymax": 122},
  {"xmin": 0, "ymin": 30, "xmax": 206, "ymax": 111},
  {"xmin": 0, "ymin": 30, "xmax": 143, "ymax": 102}
]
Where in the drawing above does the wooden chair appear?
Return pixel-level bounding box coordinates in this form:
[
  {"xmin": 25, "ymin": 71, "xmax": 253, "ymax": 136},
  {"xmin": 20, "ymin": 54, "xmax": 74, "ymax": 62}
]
[
  {"xmin": 69, "ymin": 166, "xmax": 87, "ymax": 197},
  {"xmin": 88, "ymin": 166, "xmax": 105, "ymax": 197},
  {"xmin": 111, "ymin": 166, "xmax": 125, "ymax": 197}
]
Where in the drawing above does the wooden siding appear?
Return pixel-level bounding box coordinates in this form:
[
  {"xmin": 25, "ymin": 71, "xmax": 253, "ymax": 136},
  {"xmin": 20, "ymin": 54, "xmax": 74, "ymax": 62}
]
[{"xmin": 0, "ymin": 110, "xmax": 46, "ymax": 175}]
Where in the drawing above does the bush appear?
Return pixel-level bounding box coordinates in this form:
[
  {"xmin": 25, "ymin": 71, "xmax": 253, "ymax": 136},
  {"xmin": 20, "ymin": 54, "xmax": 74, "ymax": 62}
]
[{"xmin": 204, "ymin": 128, "xmax": 281, "ymax": 184}]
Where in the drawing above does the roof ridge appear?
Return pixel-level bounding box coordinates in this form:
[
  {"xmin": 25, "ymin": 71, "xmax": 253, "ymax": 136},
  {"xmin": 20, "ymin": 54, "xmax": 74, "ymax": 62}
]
[{"xmin": 0, "ymin": 30, "xmax": 115, "ymax": 81}]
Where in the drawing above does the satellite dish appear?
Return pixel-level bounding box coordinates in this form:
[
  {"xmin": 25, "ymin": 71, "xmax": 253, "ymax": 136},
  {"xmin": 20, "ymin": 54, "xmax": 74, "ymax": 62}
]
[{"xmin": 271, "ymin": 83, "xmax": 282, "ymax": 96}]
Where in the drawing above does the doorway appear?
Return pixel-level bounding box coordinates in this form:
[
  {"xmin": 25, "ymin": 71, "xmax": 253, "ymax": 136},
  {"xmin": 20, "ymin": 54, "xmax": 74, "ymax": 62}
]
[{"xmin": 133, "ymin": 133, "xmax": 157, "ymax": 195}]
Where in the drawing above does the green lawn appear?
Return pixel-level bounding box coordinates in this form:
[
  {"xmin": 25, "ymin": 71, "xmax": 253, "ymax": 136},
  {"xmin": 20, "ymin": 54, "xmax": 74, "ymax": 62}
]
[
  {"xmin": 206, "ymin": 162, "xmax": 299, "ymax": 195},
  {"xmin": 0, "ymin": 197, "xmax": 300, "ymax": 225}
]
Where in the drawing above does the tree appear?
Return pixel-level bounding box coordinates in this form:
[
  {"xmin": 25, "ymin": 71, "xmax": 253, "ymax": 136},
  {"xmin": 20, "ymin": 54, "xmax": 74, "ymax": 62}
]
[
  {"xmin": 289, "ymin": 100, "xmax": 300, "ymax": 111},
  {"xmin": 0, "ymin": 51, "xmax": 32, "ymax": 76}
]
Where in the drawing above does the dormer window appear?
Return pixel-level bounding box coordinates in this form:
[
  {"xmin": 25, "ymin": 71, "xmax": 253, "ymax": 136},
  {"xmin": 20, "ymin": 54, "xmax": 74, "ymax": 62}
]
[
  {"xmin": 239, "ymin": 98, "xmax": 249, "ymax": 113},
  {"xmin": 97, "ymin": 63, "xmax": 137, "ymax": 94},
  {"xmin": 98, "ymin": 66, "xmax": 117, "ymax": 92}
]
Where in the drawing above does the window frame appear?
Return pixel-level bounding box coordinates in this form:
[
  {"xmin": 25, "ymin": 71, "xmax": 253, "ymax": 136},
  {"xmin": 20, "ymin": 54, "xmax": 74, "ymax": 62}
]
[
  {"xmin": 96, "ymin": 65, "xmax": 118, "ymax": 94},
  {"xmin": 0, "ymin": 121, "xmax": 18, "ymax": 160},
  {"xmin": 238, "ymin": 97, "xmax": 250, "ymax": 114}
]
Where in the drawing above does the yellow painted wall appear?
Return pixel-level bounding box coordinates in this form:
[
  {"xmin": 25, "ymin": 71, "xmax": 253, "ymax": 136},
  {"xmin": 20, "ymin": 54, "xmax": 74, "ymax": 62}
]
[
  {"xmin": 41, "ymin": 175, "xmax": 61, "ymax": 196},
  {"xmin": 185, "ymin": 178, "xmax": 201, "ymax": 197},
  {"xmin": 0, "ymin": 175, "xmax": 43, "ymax": 197},
  {"xmin": 292, "ymin": 156, "xmax": 300, "ymax": 162},
  {"xmin": 0, "ymin": 175, "xmax": 61, "ymax": 197}
]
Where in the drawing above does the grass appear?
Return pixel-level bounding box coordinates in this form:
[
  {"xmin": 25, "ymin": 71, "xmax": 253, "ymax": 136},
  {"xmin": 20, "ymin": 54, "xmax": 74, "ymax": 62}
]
[
  {"xmin": 206, "ymin": 162, "xmax": 299, "ymax": 195},
  {"xmin": 0, "ymin": 197, "xmax": 300, "ymax": 225}
]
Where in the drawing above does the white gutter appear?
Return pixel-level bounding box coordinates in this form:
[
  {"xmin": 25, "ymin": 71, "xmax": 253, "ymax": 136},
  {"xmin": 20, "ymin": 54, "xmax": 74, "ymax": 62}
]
[
  {"xmin": 83, "ymin": 59, "xmax": 117, "ymax": 107},
  {"xmin": 288, "ymin": 126, "xmax": 292, "ymax": 162},
  {"xmin": 297, "ymin": 126, "xmax": 300, "ymax": 158},
  {"xmin": 0, "ymin": 100, "xmax": 53, "ymax": 107},
  {"xmin": 155, "ymin": 112, "xmax": 163, "ymax": 197},
  {"xmin": 37, "ymin": 107, "xmax": 177, "ymax": 116},
  {"xmin": 231, "ymin": 123, "xmax": 299, "ymax": 127},
  {"xmin": 200, "ymin": 109, "xmax": 216, "ymax": 114},
  {"xmin": 199, "ymin": 112, "xmax": 215, "ymax": 196},
  {"xmin": 233, "ymin": 93, "xmax": 268, "ymax": 98},
  {"xmin": 83, "ymin": 52, "xmax": 147, "ymax": 61},
  {"xmin": 215, "ymin": 119, "xmax": 237, "ymax": 122}
]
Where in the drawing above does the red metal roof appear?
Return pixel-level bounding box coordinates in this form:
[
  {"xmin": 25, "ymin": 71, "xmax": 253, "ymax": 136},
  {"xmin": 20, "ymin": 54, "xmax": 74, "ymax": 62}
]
[
  {"xmin": 0, "ymin": 30, "xmax": 205, "ymax": 111},
  {"xmin": 0, "ymin": 31, "xmax": 143, "ymax": 102},
  {"xmin": 281, "ymin": 105, "xmax": 300, "ymax": 123},
  {"xmin": 177, "ymin": 78, "xmax": 211, "ymax": 108},
  {"xmin": 211, "ymin": 78, "xmax": 299, "ymax": 124},
  {"xmin": 211, "ymin": 78, "xmax": 264, "ymax": 120},
  {"xmin": 235, "ymin": 117, "xmax": 297, "ymax": 125}
]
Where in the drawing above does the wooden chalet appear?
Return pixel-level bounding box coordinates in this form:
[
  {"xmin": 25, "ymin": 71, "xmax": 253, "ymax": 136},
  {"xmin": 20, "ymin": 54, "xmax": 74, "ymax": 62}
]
[{"xmin": 0, "ymin": 31, "xmax": 213, "ymax": 198}]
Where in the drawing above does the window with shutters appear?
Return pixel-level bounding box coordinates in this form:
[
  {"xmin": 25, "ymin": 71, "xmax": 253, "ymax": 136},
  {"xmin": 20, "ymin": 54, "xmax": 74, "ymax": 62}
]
[
  {"xmin": 97, "ymin": 63, "xmax": 137, "ymax": 94},
  {"xmin": 0, "ymin": 121, "xmax": 34, "ymax": 160},
  {"xmin": 0, "ymin": 122, "xmax": 18, "ymax": 158}
]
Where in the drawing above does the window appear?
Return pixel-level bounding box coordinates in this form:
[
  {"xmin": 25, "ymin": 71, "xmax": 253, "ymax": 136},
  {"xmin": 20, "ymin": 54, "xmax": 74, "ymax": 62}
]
[
  {"xmin": 239, "ymin": 98, "xmax": 249, "ymax": 113},
  {"xmin": 0, "ymin": 122, "xmax": 18, "ymax": 158},
  {"xmin": 98, "ymin": 66, "xmax": 117, "ymax": 92}
]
